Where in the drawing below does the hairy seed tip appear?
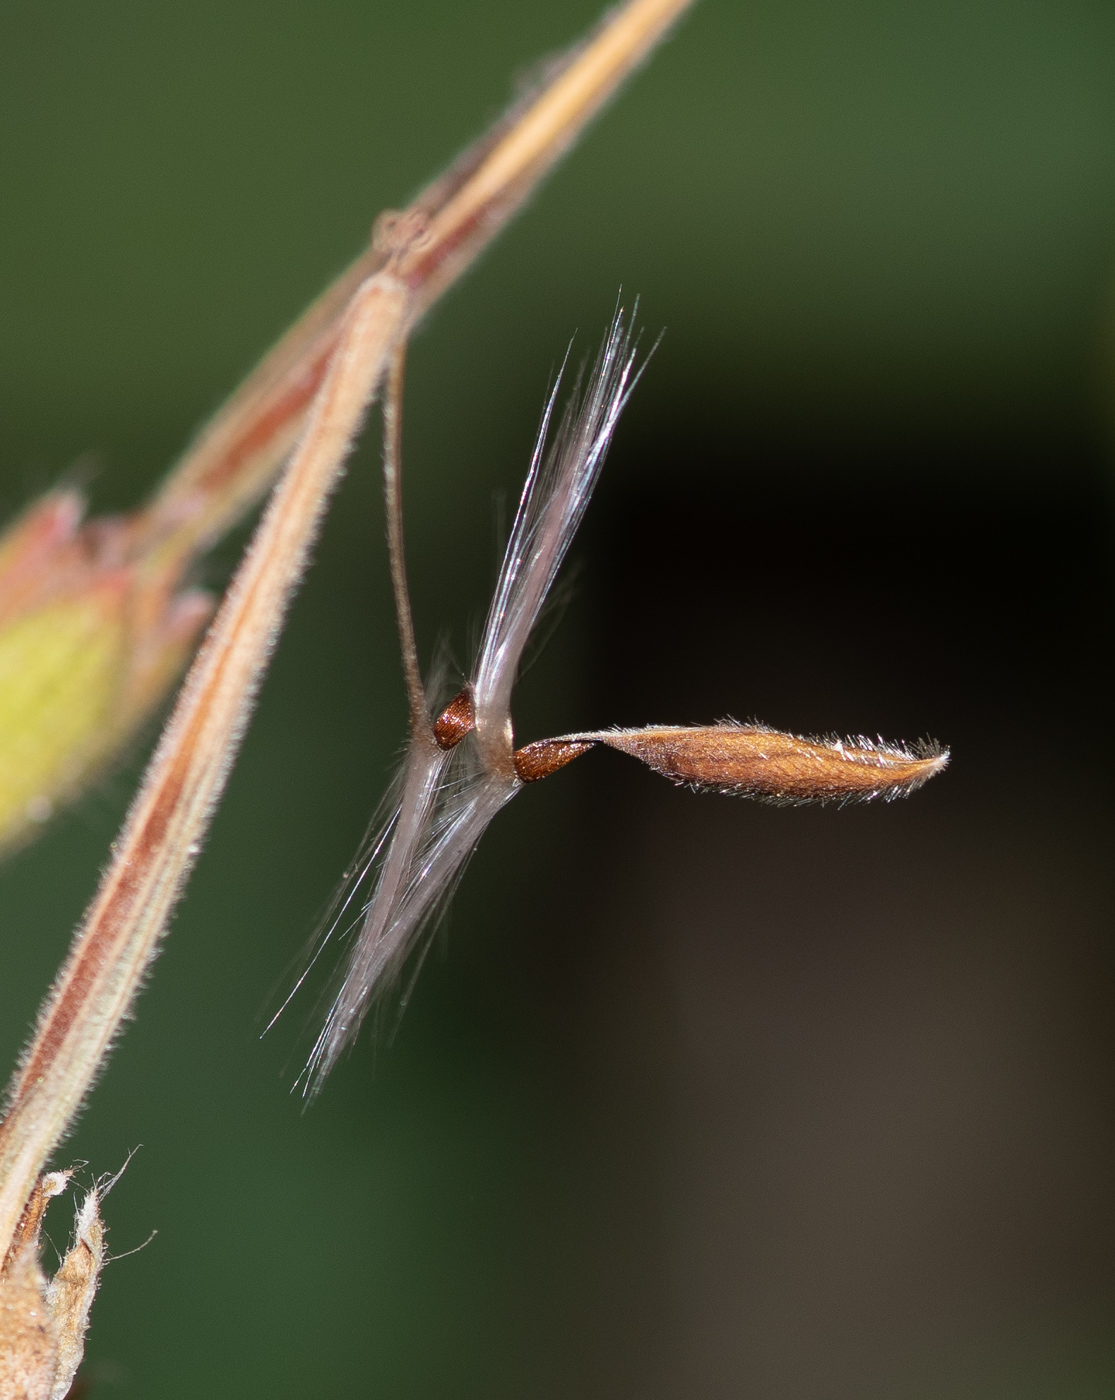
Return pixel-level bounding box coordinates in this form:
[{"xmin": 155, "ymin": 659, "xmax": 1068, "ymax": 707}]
[{"xmin": 592, "ymin": 723, "xmax": 949, "ymax": 804}]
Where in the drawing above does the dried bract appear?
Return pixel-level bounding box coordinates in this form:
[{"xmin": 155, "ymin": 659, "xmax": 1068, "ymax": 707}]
[
  {"xmin": 44, "ymin": 1184, "xmax": 106, "ymax": 1400},
  {"xmin": 0, "ymin": 1171, "xmax": 105, "ymax": 1400}
]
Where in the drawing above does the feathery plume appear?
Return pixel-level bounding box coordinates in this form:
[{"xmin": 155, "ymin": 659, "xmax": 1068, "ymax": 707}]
[{"xmin": 301, "ymin": 309, "xmax": 643, "ymax": 1093}]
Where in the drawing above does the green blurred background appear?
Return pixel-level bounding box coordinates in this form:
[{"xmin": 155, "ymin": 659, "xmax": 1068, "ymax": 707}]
[{"xmin": 3, "ymin": 1, "xmax": 1115, "ymax": 1395}]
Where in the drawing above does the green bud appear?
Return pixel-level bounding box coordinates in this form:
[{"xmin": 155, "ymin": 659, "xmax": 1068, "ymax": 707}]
[{"xmin": 0, "ymin": 492, "xmax": 211, "ymax": 853}]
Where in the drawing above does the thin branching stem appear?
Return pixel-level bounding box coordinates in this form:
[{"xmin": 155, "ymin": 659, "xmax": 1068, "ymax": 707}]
[{"xmin": 382, "ymin": 345, "xmax": 426, "ymax": 730}]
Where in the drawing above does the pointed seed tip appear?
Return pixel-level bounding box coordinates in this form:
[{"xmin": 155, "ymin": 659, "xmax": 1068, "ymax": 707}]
[{"xmin": 513, "ymin": 737, "xmax": 596, "ymax": 783}]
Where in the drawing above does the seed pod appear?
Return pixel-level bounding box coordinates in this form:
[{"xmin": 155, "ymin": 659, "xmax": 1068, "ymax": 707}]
[{"xmin": 592, "ymin": 722, "xmax": 948, "ymax": 803}]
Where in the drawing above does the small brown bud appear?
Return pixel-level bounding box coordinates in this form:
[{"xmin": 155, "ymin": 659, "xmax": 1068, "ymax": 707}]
[
  {"xmin": 595, "ymin": 723, "xmax": 948, "ymax": 804},
  {"xmin": 513, "ymin": 737, "xmax": 596, "ymax": 783},
  {"xmin": 433, "ymin": 688, "xmax": 475, "ymax": 749}
]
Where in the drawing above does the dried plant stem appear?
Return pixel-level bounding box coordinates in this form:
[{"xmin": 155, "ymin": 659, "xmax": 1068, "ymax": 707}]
[
  {"xmin": 0, "ymin": 0, "xmax": 697, "ymax": 1261},
  {"xmin": 382, "ymin": 345, "xmax": 426, "ymax": 728}
]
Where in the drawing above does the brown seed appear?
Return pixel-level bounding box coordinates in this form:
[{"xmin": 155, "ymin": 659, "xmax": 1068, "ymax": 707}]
[
  {"xmin": 595, "ymin": 723, "xmax": 948, "ymax": 804},
  {"xmin": 513, "ymin": 737, "xmax": 596, "ymax": 783},
  {"xmin": 432, "ymin": 688, "xmax": 475, "ymax": 750}
]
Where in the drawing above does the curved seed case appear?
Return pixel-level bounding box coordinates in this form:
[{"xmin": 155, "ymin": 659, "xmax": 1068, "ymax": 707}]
[{"xmin": 590, "ymin": 724, "xmax": 948, "ymax": 803}]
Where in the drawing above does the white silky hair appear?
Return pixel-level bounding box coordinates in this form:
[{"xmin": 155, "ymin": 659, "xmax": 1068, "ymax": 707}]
[
  {"xmin": 474, "ymin": 307, "xmax": 644, "ymax": 741},
  {"xmin": 298, "ymin": 305, "xmax": 645, "ymax": 1095}
]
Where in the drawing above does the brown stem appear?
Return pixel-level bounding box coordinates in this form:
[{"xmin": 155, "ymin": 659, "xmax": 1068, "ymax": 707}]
[{"xmin": 382, "ymin": 345, "xmax": 426, "ymax": 732}]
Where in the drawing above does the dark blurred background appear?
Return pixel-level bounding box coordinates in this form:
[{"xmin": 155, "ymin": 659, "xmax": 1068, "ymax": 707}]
[{"xmin": 3, "ymin": 1, "xmax": 1115, "ymax": 1396}]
